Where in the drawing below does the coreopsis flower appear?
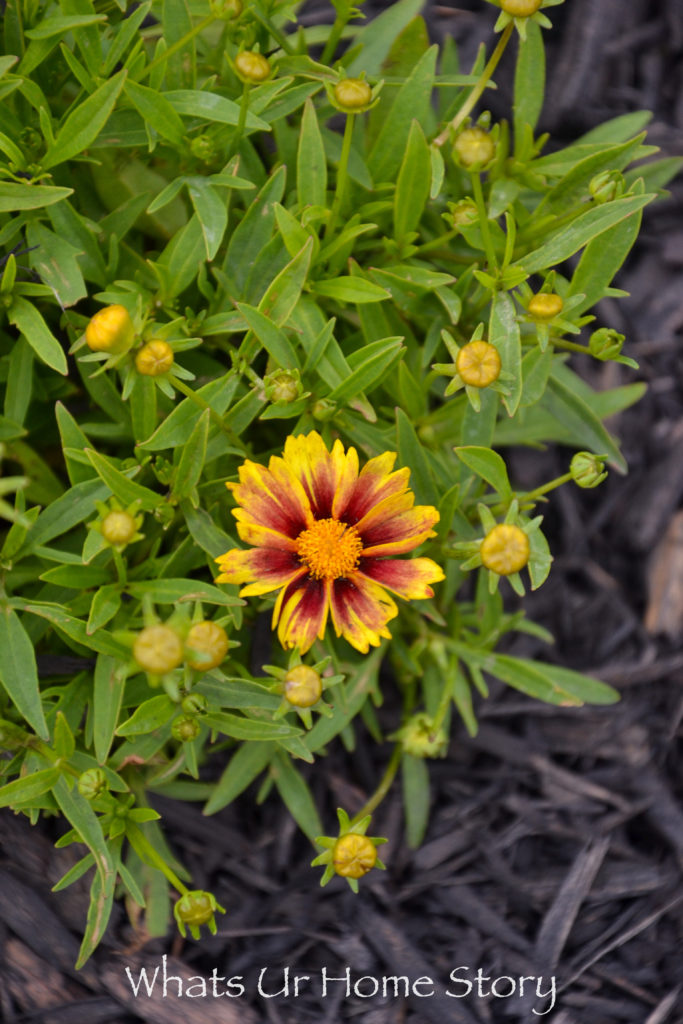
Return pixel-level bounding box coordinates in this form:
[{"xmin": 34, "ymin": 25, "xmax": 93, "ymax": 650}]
[{"xmin": 215, "ymin": 432, "xmax": 444, "ymax": 654}]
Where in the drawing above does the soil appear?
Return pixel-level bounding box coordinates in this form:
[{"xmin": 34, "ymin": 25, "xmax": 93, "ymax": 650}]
[{"xmin": 2, "ymin": 2, "xmax": 683, "ymax": 1022}]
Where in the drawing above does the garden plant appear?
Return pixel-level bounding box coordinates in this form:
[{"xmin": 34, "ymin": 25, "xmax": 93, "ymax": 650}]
[{"xmin": 0, "ymin": 0, "xmax": 680, "ymax": 966}]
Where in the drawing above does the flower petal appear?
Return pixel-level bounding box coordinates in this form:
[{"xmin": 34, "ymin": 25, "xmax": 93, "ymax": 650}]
[
  {"xmin": 342, "ymin": 451, "xmax": 410, "ymax": 525},
  {"xmin": 361, "ymin": 505, "xmax": 440, "ymax": 557},
  {"xmin": 358, "ymin": 557, "xmax": 445, "ymax": 599},
  {"xmin": 274, "ymin": 573, "xmax": 330, "ymax": 654},
  {"xmin": 284, "ymin": 431, "xmax": 357, "ymax": 520},
  {"xmin": 229, "ymin": 456, "xmax": 312, "ymax": 544},
  {"xmin": 329, "ymin": 574, "xmax": 397, "ymax": 654},
  {"xmin": 215, "ymin": 547, "xmax": 301, "ymax": 595}
]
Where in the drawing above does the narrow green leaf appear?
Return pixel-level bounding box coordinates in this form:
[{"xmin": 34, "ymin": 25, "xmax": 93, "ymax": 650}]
[
  {"xmin": 43, "ymin": 70, "xmax": 127, "ymax": 169},
  {"xmin": 165, "ymin": 89, "xmax": 270, "ymax": 131},
  {"xmin": 394, "ymin": 119, "xmax": 431, "ymax": 241},
  {"xmin": 93, "ymin": 655, "xmax": 127, "ymax": 764},
  {"xmin": 297, "ymin": 97, "xmax": 327, "ymax": 210},
  {"xmin": 396, "ymin": 407, "xmax": 438, "ymax": 506},
  {"xmin": 126, "ymin": 578, "xmax": 242, "ymax": 606},
  {"xmin": 491, "ymin": 654, "xmax": 620, "ymax": 706},
  {"xmin": 124, "ymin": 79, "xmax": 185, "ymax": 146},
  {"xmin": 490, "ymin": 291, "xmax": 522, "ymax": 416},
  {"xmin": 326, "ymin": 338, "xmax": 403, "ymax": 404},
  {"xmin": 84, "ymin": 449, "xmax": 161, "ymax": 511},
  {"xmin": 203, "ymin": 741, "xmax": 274, "ymax": 815},
  {"xmin": 203, "ymin": 712, "xmax": 304, "ymax": 743},
  {"xmin": 117, "ymin": 695, "xmax": 176, "ymax": 736},
  {"xmin": 236, "ymin": 303, "xmax": 300, "ymax": 370},
  {"xmin": 454, "ymin": 446, "xmax": 512, "ymax": 500},
  {"xmin": 172, "ymin": 408, "xmax": 209, "ymax": 503},
  {"xmin": 0, "ymin": 182, "xmax": 73, "ymax": 212},
  {"xmin": 258, "ymin": 237, "xmax": 313, "ymax": 325},
  {"xmin": 87, "ymin": 583, "xmax": 122, "ymax": 634},
  {"xmin": 271, "ymin": 751, "xmax": 323, "ymax": 843},
  {"xmin": 312, "ymin": 276, "xmax": 391, "ymax": 304},
  {"xmin": 0, "ymin": 606, "xmax": 49, "ymax": 739},
  {"xmin": 0, "ymin": 768, "xmax": 60, "ymax": 809},
  {"xmin": 513, "ymin": 20, "xmax": 545, "ymax": 147},
  {"xmin": 8, "ymin": 296, "xmax": 67, "ymax": 375},
  {"xmin": 402, "ymin": 754, "xmax": 430, "ymax": 848},
  {"xmin": 187, "ymin": 179, "xmax": 228, "ymax": 260},
  {"xmin": 545, "ymin": 373, "xmax": 626, "ymax": 472}
]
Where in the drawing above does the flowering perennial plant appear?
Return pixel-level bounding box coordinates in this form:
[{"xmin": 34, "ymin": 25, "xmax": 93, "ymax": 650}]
[{"xmin": 0, "ymin": 0, "xmax": 678, "ymax": 968}]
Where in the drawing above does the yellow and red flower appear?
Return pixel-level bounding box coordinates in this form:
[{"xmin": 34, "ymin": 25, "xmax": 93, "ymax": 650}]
[{"xmin": 215, "ymin": 432, "xmax": 444, "ymax": 654}]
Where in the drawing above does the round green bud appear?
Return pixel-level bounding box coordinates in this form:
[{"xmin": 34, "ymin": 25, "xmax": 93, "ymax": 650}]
[
  {"xmin": 264, "ymin": 368, "xmax": 303, "ymax": 404},
  {"xmin": 234, "ymin": 51, "xmax": 271, "ymax": 83},
  {"xmin": 528, "ymin": 293, "xmax": 563, "ymax": 320},
  {"xmin": 589, "ymin": 170, "xmax": 626, "ymax": 204},
  {"xmin": 185, "ymin": 621, "xmax": 229, "ymax": 671},
  {"xmin": 570, "ymin": 452, "xmax": 608, "ymax": 489},
  {"xmin": 397, "ymin": 712, "xmax": 448, "ymax": 758},
  {"xmin": 450, "ymin": 198, "xmax": 479, "ymax": 230},
  {"xmin": 589, "ymin": 327, "xmax": 625, "ymax": 361},
  {"xmin": 453, "ymin": 127, "xmax": 495, "ymax": 170},
  {"xmin": 284, "ymin": 665, "xmax": 322, "ymax": 708},
  {"xmin": 190, "ymin": 134, "xmax": 216, "ymax": 163},
  {"xmin": 78, "ymin": 767, "xmax": 108, "ymax": 800},
  {"xmin": 171, "ymin": 715, "xmax": 201, "ymax": 743},
  {"xmin": 500, "ymin": 0, "xmax": 542, "ymax": 15},
  {"xmin": 181, "ymin": 692, "xmax": 209, "ymax": 716},
  {"xmin": 333, "ymin": 78, "xmax": 373, "ymax": 112}
]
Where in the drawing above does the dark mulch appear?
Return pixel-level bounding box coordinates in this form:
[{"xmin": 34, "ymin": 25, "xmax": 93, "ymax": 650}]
[{"xmin": 2, "ymin": 2, "xmax": 683, "ymax": 1021}]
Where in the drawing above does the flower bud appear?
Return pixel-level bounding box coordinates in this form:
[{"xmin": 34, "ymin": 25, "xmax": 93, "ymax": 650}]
[
  {"xmin": 171, "ymin": 715, "xmax": 201, "ymax": 742},
  {"xmin": 264, "ymin": 368, "xmax": 303, "ymax": 404},
  {"xmin": 78, "ymin": 767, "xmax": 108, "ymax": 799},
  {"xmin": 135, "ymin": 340, "xmax": 174, "ymax": 377},
  {"xmin": 570, "ymin": 452, "xmax": 608, "ymax": 489},
  {"xmin": 284, "ymin": 665, "xmax": 322, "ymax": 708},
  {"xmin": 589, "ymin": 327, "xmax": 625, "ymax": 361},
  {"xmin": 480, "ymin": 523, "xmax": 530, "ymax": 576},
  {"xmin": 332, "ymin": 833, "xmax": 377, "ymax": 879},
  {"xmin": 85, "ymin": 305, "xmax": 135, "ymax": 354},
  {"xmin": 450, "ymin": 198, "xmax": 479, "ymax": 230},
  {"xmin": 500, "ymin": 0, "xmax": 542, "ymax": 15},
  {"xmin": 589, "ymin": 170, "xmax": 625, "ymax": 204},
  {"xmin": 210, "ymin": 0, "xmax": 242, "ymax": 17},
  {"xmin": 174, "ymin": 890, "xmax": 226, "ymax": 939},
  {"xmin": 133, "ymin": 625, "xmax": 184, "ymax": 675},
  {"xmin": 456, "ymin": 340, "xmax": 501, "ymax": 388},
  {"xmin": 181, "ymin": 692, "xmax": 209, "ymax": 716},
  {"xmin": 185, "ymin": 621, "xmax": 229, "ymax": 671},
  {"xmin": 453, "ymin": 127, "xmax": 495, "ymax": 170},
  {"xmin": 528, "ymin": 292, "xmax": 563, "ymax": 320},
  {"xmin": 396, "ymin": 712, "xmax": 448, "ymax": 758},
  {"xmin": 101, "ymin": 510, "xmax": 138, "ymax": 548},
  {"xmin": 333, "ymin": 78, "xmax": 373, "ymax": 113},
  {"xmin": 234, "ymin": 51, "xmax": 271, "ymax": 83},
  {"xmin": 190, "ymin": 134, "xmax": 216, "ymax": 163}
]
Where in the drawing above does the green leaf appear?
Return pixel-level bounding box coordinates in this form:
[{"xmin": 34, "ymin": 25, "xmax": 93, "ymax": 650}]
[
  {"xmin": 312, "ymin": 276, "xmax": 391, "ymax": 304},
  {"xmin": 172, "ymin": 408, "xmax": 209, "ymax": 504},
  {"xmin": 0, "ymin": 182, "xmax": 73, "ymax": 212},
  {"xmin": 84, "ymin": 449, "xmax": 161, "ymax": 511},
  {"xmin": 165, "ymin": 89, "xmax": 270, "ymax": 131},
  {"xmin": 157, "ymin": 214, "xmax": 206, "ymax": 298},
  {"xmin": 26, "ymin": 221, "xmax": 87, "ymax": 306},
  {"xmin": 124, "ymin": 79, "xmax": 186, "ymax": 146},
  {"xmin": 40, "ymin": 564, "xmax": 110, "ymax": 588},
  {"xmin": 16, "ymin": 478, "xmax": 109, "ymax": 556},
  {"xmin": 513, "ymin": 19, "xmax": 545, "ymax": 146},
  {"xmin": 8, "ymin": 296, "xmax": 67, "ymax": 375},
  {"xmin": 454, "ymin": 446, "xmax": 512, "ymax": 500},
  {"xmin": 490, "ymin": 291, "xmax": 521, "ymax": 416},
  {"xmin": 236, "ymin": 303, "xmax": 300, "ymax": 370},
  {"xmin": 223, "ymin": 166, "xmax": 286, "ymax": 294},
  {"xmin": 202, "ymin": 711, "xmax": 304, "ymax": 742},
  {"xmin": 271, "ymin": 751, "xmax": 323, "ymax": 843},
  {"xmin": 139, "ymin": 373, "xmax": 238, "ymax": 451},
  {"xmin": 346, "ymin": 0, "xmax": 427, "ymax": 77},
  {"xmin": 186, "ymin": 178, "xmax": 228, "ymax": 260},
  {"xmin": 25, "ymin": 14, "xmax": 105, "ymax": 39},
  {"xmin": 126, "ymin": 578, "xmax": 241, "ymax": 606},
  {"xmin": 394, "ymin": 119, "xmax": 431, "ymax": 241},
  {"xmin": 538, "ymin": 135, "xmax": 648, "ymax": 216},
  {"xmin": 402, "ymin": 754, "xmax": 430, "ymax": 848},
  {"xmin": 490, "ymin": 654, "xmax": 620, "ymax": 707},
  {"xmin": 516, "ymin": 194, "xmax": 654, "ymax": 275},
  {"xmin": 20, "ymin": 602, "xmax": 130, "ymax": 659},
  {"xmin": 545, "ymin": 372, "xmax": 626, "ymax": 472},
  {"xmin": 76, "ymin": 864, "xmax": 115, "ymax": 969},
  {"xmin": 0, "ymin": 767, "xmax": 61, "ymax": 808},
  {"xmin": 258, "ymin": 237, "xmax": 314, "ymax": 325},
  {"xmin": 93, "ymin": 655, "xmax": 127, "ymax": 764},
  {"xmin": 117, "ymin": 695, "xmax": 176, "ymax": 736},
  {"xmin": 87, "ymin": 583, "xmax": 122, "ymax": 634},
  {"xmin": 196, "ymin": 677, "xmax": 280, "ymax": 712},
  {"xmin": 396, "ymin": 407, "xmax": 438, "ymax": 506},
  {"xmin": 520, "ymin": 346, "xmax": 553, "ymax": 408},
  {"xmin": 43, "ymin": 70, "xmax": 127, "ymax": 169},
  {"xmin": 0, "ymin": 606, "xmax": 49, "ymax": 739},
  {"xmin": 326, "ymin": 337, "xmax": 403, "ymax": 403},
  {"xmin": 203, "ymin": 741, "xmax": 274, "ymax": 815},
  {"xmin": 297, "ymin": 97, "xmax": 327, "ymax": 211}
]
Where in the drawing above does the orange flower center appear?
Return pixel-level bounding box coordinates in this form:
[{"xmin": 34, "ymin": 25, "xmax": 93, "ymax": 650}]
[{"xmin": 296, "ymin": 518, "xmax": 363, "ymax": 580}]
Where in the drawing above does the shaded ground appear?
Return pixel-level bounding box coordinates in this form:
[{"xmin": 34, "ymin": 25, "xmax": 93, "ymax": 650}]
[{"xmin": 2, "ymin": 1, "xmax": 683, "ymax": 1021}]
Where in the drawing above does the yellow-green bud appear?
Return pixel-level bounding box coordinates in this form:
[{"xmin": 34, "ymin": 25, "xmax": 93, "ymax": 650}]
[
  {"xmin": 451, "ymin": 198, "xmax": 479, "ymax": 230},
  {"xmin": 589, "ymin": 170, "xmax": 625, "ymax": 204},
  {"xmin": 589, "ymin": 327, "xmax": 625, "ymax": 361},
  {"xmin": 453, "ymin": 127, "xmax": 495, "ymax": 170},
  {"xmin": 234, "ymin": 51, "xmax": 271, "ymax": 83},
  {"xmin": 101, "ymin": 510, "xmax": 138, "ymax": 548},
  {"xmin": 333, "ymin": 78, "xmax": 373, "ymax": 112},
  {"xmin": 456, "ymin": 340, "xmax": 501, "ymax": 388},
  {"xmin": 135, "ymin": 340, "xmax": 174, "ymax": 377},
  {"xmin": 397, "ymin": 713, "xmax": 448, "ymax": 758},
  {"xmin": 181, "ymin": 692, "xmax": 209, "ymax": 716},
  {"xmin": 332, "ymin": 833, "xmax": 377, "ymax": 879},
  {"xmin": 570, "ymin": 452, "xmax": 608, "ymax": 489},
  {"xmin": 500, "ymin": 0, "xmax": 542, "ymax": 16},
  {"xmin": 185, "ymin": 621, "xmax": 229, "ymax": 671},
  {"xmin": 85, "ymin": 305, "xmax": 135, "ymax": 354},
  {"xmin": 171, "ymin": 715, "xmax": 201, "ymax": 742},
  {"xmin": 78, "ymin": 767, "xmax": 108, "ymax": 799},
  {"xmin": 284, "ymin": 665, "xmax": 322, "ymax": 708},
  {"xmin": 528, "ymin": 293, "xmax": 563, "ymax": 320},
  {"xmin": 264, "ymin": 368, "xmax": 303, "ymax": 404},
  {"xmin": 133, "ymin": 625, "xmax": 184, "ymax": 675},
  {"xmin": 174, "ymin": 890, "xmax": 226, "ymax": 939},
  {"xmin": 480, "ymin": 524, "xmax": 530, "ymax": 575},
  {"xmin": 190, "ymin": 134, "xmax": 216, "ymax": 163}
]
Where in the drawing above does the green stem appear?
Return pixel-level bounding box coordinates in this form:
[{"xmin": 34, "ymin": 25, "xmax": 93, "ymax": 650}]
[
  {"xmin": 250, "ymin": 8, "xmax": 295, "ymax": 54},
  {"xmin": 228, "ymin": 81, "xmax": 251, "ymax": 158},
  {"xmin": 126, "ymin": 822, "xmax": 190, "ymax": 896},
  {"xmin": 321, "ymin": 15, "xmax": 346, "ymax": 65},
  {"xmin": 350, "ymin": 745, "xmax": 402, "ymax": 826},
  {"xmin": 433, "ymin": 23, "xmax": 514, "ymax": 147},
  {"xmin": 549, "ymin": 337, "xmax": 591, "ymax": 354},
  {"xmin": 112, "ymin": 548, "xmax": 127, "ymax": 586},
  {"xmin": 470, "ymin": 171, "xmax": 497, "ymax": 271},
  {"xmin": 414, "ymin": 227, "xmax": 459, "ymax": 255},
  {"xmin": 324, "ymin": 113, "xmax": 355, "ymax": 242},
  {"xmin": 139, "ymin": 14, "xmax": 217, "ymax": 83},
  {"xmin": 516, "ymin": 471, "xmax": 572, "ymax": 505},
  {"xmin": 431, "ymin": 663, "xmax": 456, "ymax": 733}
]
